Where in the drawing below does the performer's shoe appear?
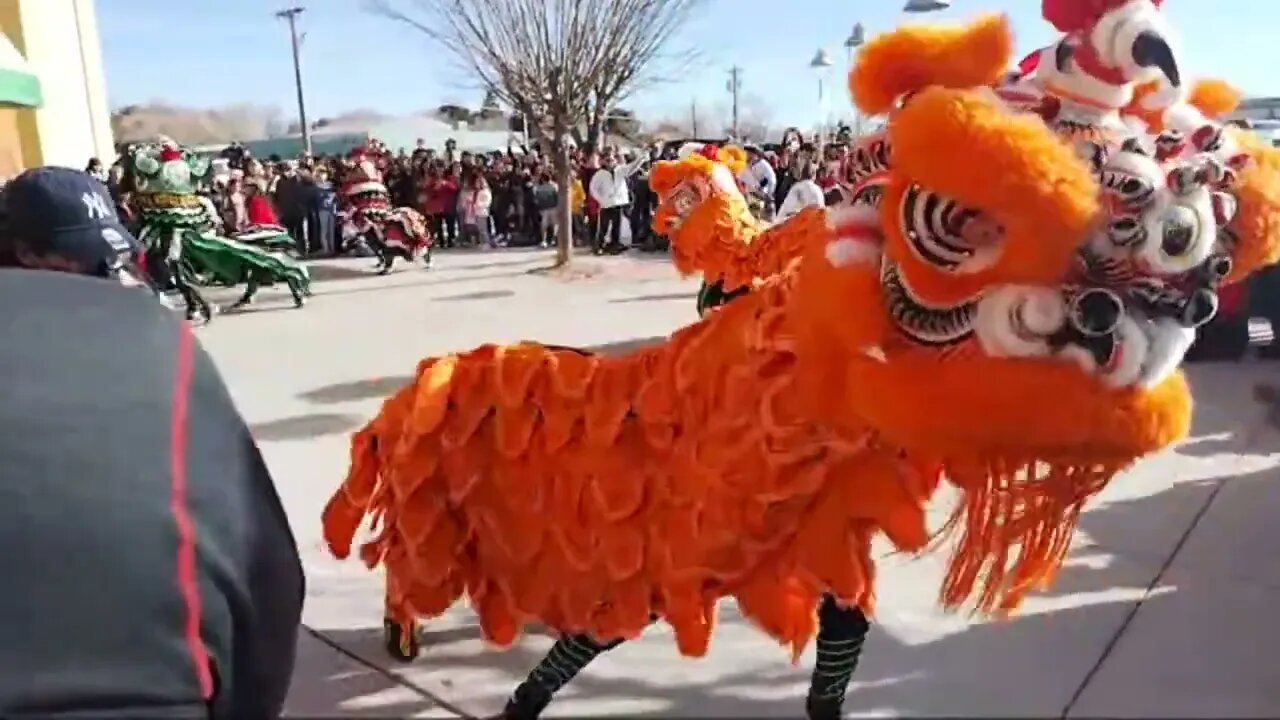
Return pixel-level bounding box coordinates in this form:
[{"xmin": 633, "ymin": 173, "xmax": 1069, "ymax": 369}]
[
  {"xmin": 805, "ymin": 695, "xmax": 845, "ymax": 720},
  {"xmin": 293, "ymin": 295, "xmax": 306, "ymax": 309},
  {"xmin": 499, "ymin": 683, "xmax": 553, "ymax": 720},
  {"xmin": 383, "ymin": 618, "xmax": 420, "ymax": 663},
  {"xmin": 226, "ymin": 297, "xmax": 253, "ymax": 313},
  {"xmin": 186, "ymin": 305, "xmax": 214, "ymax": 325}
]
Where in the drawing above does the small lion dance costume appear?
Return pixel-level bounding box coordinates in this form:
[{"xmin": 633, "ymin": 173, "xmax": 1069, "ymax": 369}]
[
  {"xmin": 339, "ymin": 142, "xmax": 433, "ymax": 274},
  {"xmin": 130, "ymin": 140, "xmax": 311, "ymax": 321},
  {"xmin": 323, "ymin": 3, "xmax": 1280, "ymax": 718}
]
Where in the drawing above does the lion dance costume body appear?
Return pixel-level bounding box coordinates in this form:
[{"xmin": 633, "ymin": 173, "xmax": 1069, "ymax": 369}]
[
  {"xmin": 340, "ymin": 142, "xmax": 433, "ymax": 274},
  {"xmin": 130, "ymin": 139, "xmax": 311, "ymax": 321},
  {"xmin": 323, "ymin": 3, "xmax": 1280, "ymax": 718}
]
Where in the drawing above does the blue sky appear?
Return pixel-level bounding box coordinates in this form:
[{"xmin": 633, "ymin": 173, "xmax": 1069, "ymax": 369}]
[{"xmin": 99, "ymin": 0, "xmax": 1279, "ymax": 132}]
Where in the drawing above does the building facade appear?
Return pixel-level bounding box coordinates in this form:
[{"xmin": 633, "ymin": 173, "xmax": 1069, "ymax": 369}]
[{"xmin": 0, "ymin": 0, "xmax": 113, "ymax": 172}]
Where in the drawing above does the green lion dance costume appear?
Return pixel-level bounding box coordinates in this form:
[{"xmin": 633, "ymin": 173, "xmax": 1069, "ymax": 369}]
[{"xmin": 130, "ymin": 139, "xmax": 311, "ymax": 322}]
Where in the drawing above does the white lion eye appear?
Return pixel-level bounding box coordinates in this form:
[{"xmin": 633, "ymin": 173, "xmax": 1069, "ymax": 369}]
[{"xmin": 1159, "ymin": 205, "xmax": 1201, "ymax": 259}]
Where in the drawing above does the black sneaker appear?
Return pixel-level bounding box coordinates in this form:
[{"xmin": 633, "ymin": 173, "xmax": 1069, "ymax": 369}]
[
  {"xmin": 501, "ymin": 683, "xmax": 553, "ymax": 720},
  {"xmin": 806, "ymin": 695, "xmax": 844, "ymax": 720}
]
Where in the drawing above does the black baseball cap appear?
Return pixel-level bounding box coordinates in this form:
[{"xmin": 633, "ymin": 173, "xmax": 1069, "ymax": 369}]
[{"xmin": 0, "ymin": 166, "xmax": 140, "ymax": 276}]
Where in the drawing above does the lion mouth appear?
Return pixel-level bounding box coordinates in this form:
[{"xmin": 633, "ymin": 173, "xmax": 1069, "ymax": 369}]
[
  {"xmin": 881, "ymin": 261, "xmax": 978, "ymax": 346},
  {"xmin": 974, "ymin": 284, "xmax": 1200, "ymax": 389}
]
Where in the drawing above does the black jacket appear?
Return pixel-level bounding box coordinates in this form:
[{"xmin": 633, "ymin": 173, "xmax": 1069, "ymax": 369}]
[{"xmin": 0, "ymin": 270, "xmax": 304, "ymax": 718}]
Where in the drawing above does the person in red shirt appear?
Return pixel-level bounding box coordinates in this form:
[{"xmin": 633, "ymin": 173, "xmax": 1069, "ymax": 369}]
[
  {"xmin": 419, "ymin": 165, "xmax": 459, "ymax": 248},
  {"xmin": 244, "ymin": 181, "xmax": 280, "ymax": 227}
]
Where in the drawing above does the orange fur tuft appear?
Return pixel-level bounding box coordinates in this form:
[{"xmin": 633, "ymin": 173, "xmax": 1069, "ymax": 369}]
[
  {"xmin": 1188, "ymin": 79, "xmax": 1242, "ymax": 119},
  {"xmin": 716, "ymin": 146, "xmax": 749, "ymax": 176},
  {"xmin": 1224, "ymin": 128, "xmax": 1280, "ymax": 282},
  {"xmin": 850, "ymin": 14, "xmax": 1013, "ymax": 116}
]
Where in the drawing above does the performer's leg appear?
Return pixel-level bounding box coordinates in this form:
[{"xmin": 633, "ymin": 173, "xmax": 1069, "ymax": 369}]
[
  {"xmin": 503, "ymin": 633, "xmax": 629, "ymax": 720},
  {"xmin": 171, "ymin": 261, "xmax": 210, "ymax": 322},
  {"xmin": 383, "ymin": 585, "xmax": 420, "ymax": 662},
  {"xmin": 806, "ymin": 594, "xmax": 871, "ymax": 720},
  {"xmin": 230, "ymin": 271, "xmax": 261, "ymax": 310},
  {"xmin": 287, "ymin": 276, "xmax": 306, "ymax": 308}
]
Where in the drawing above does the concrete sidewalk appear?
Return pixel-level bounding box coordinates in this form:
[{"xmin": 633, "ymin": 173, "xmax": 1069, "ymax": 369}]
[{"xmin": 197, "ymin": 252, "xmax": 1280, "ymax": 718}]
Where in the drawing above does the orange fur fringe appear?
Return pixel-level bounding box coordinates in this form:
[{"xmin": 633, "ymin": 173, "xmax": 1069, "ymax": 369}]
[{"xmin": 324, "ymin": 273, "xmax": 939, "ymax": 659}]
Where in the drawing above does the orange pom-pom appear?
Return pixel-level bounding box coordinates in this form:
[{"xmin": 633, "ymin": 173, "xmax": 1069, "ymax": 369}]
[
  {"xmin": 1187, "ymin": 79, "xmax": 1243, "ymax": 119},
  {"xmin": 850, "ymin": 13, "xmax": 1013, "ymax": 116}
]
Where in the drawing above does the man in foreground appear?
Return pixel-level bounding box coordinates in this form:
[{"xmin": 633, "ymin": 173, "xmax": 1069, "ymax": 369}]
[{"xmin": 0, "ymin": 171, "xmax": 305, "ymax": 715}]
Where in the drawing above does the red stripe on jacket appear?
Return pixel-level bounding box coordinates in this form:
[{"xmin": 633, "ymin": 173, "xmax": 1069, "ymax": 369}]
[{"xmin": 170, "ymin": 325, "xmax": 215, "ymax": 699}]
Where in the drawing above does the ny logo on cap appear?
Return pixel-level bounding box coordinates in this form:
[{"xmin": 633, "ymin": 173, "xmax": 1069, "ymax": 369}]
[{"xmin": 82, "ymin": 191, "xmax": 112, "ymax": 221}]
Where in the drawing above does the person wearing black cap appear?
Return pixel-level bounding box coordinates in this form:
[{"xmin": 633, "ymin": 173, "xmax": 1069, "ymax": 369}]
[
  {"xmin": 0, "ymin": 169, "xmax": 306, "ymax": 716},
  {"xmin": 0, "ymin": 166, "xmax": 156, "ymax": 291}
]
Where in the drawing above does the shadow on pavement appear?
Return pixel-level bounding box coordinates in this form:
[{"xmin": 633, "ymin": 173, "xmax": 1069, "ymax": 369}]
[
  {"xmin": 284, "ymin": 631, "xmax": 444, "ymax": 718},
  {"xmin": 434, "ymin": 289, "xmax": 517, "ymax": 302},
  {"xmin": 313, "ymin": 269, "xmax": 532, "ymax": 300},
  {"xmin": 251, "ymin": 412, "xmax": 366, "ymax": 442},
  {"xmin": 307, "ymin": 264, "xmax": 381, "ymax": 282},
  {"xmin": 609, "ymin": 291, "xmax": 694, "ymax": 304},
  {"xmin": 299, "ymin": 377, "xmax": 416, "ymax": 405},
  {"xmin": 297, "ymin": 336, "xmax": 669, "ymax": 406}
]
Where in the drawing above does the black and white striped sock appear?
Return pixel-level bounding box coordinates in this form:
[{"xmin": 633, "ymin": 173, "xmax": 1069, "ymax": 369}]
[
  {"xmin": 808, "ymin": 594, "xmax": 871, "ymax": 712},
  {"xmin": 505, "ymin": 633, "xmax": 628, "ymax": 719}
]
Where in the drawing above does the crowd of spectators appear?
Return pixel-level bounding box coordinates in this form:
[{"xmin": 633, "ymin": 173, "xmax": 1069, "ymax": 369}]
[
  {"xmin": 204, "ymin": 139, "xmax": 668, "ymax": 257},
  {"xmin": 86, "ymin": 126, "xmax": 862, "ymax": 261}
]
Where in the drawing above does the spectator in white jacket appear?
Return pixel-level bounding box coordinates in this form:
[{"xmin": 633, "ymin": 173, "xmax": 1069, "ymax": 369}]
[
  {"xmin": 776, "ymin": 162, "xmax": 825, "ymax": 222},
  {"xmin": 588, "ymin": 151, "xmax": 641, "ymax": 255},
  {"xmin": 738, "ymin": 146, "xmax": 778, "ymax": 218}
]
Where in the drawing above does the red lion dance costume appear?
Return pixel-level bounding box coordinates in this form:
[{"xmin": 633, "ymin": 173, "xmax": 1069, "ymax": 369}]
[
  {"xmin": 323, "ymin": 3, "xmax": 1280, "ymax": 719},
  {"xmin": 340, "ymin": 141, "xmax": 433, "ymax": 274}
]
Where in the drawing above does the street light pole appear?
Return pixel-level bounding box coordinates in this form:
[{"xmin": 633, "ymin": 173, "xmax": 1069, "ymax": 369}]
[
  {"xmin": 728, "ymin": 66, "xmax": 743, "ymax": 140},
  {"xmin": 844, "ymin": 23, "xmax": 865, "ymax": 138},
  {"xmin": 276, "ymin": 6, "xmax": 311, "ymax": 157},
  {"xmin": 808, "ymin": 49, "xmax": 834, "ymax": 161}
]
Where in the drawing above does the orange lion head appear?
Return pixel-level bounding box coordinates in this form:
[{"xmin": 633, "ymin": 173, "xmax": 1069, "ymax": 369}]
[
  {"xmin": 800, "ymin": 13, "xmax": 1280, "ymax": 472},
  {"xmin": 784, "ymin": 12, "xmax": 1280, "ymax": 611},
  {"xmin": 649, "ymin": 144, "xmax": 756, "ymax": 277}
]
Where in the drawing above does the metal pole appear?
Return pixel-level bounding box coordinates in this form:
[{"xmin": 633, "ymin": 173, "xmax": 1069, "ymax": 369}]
[
  {"xmin": 691, "ymin": 100, "xmax": 698, "ymax": 137},
  {"xmin": 277, "ymin": 7, "xmax": 311, "ymax": 156},
  {"xmin": 728, "ymin": 66, "xmax": 742, "ymax": 140},
  {"xmin": 816, "ymin": 76, "xmax": 825, "ymax": 162}
]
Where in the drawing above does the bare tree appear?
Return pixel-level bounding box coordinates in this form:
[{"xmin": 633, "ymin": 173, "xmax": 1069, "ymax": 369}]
[{"xmin": 368, "ymin": 0, "xmax": 704, "ymax": 266}]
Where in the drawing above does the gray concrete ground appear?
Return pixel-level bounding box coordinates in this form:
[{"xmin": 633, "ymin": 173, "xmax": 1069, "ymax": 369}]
[{"xmin": 196, "ymin": 248, "xmax": 1280, "ymax": 718}]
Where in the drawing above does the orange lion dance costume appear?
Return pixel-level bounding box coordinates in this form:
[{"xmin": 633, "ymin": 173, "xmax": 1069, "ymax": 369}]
[{"xmin": 322, "ymin": 4, "xmax": 1280, "ymax": 719}]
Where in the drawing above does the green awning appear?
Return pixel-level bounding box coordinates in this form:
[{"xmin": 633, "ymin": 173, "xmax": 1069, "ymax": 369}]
[{"xmin": 0, "ymin": 33, "xmax": 41, "ymax": 108}]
